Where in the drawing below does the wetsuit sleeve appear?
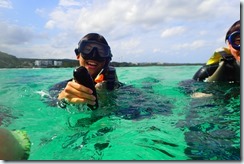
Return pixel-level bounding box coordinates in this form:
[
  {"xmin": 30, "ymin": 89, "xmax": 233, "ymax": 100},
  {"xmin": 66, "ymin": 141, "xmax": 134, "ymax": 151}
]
[
  {"xmin": 193, "ymin": 48, "xmax": 237, "ymax": 82},
  {"xmin": 193, "ymin": 50, "xmax": 222, "ymax": 81},
  {"xmin": 45, "ymin": 79, "xmax": 72, "ymax": 107},
  {"xmin": 192, "ymin": 64, "xmax": 219, "ymax": 81}
]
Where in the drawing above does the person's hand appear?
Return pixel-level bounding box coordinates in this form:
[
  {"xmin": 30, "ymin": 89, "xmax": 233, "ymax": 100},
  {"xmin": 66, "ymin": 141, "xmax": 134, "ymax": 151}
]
[{"xmin": 58, "ymin": 80, "xmax": 96, "ymax": 105}]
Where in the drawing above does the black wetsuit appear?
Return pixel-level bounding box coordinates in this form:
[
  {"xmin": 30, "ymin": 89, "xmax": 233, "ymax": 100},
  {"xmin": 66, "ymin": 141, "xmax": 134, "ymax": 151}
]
[{"xmin": 193, "ymin": 52, "xmax": 240, "ymax": 82}]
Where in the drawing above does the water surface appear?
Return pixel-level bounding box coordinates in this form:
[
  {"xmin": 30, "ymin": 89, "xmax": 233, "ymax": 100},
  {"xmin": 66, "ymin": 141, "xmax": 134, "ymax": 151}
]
[{"xmin": 0, "ymin": 66, "xmax": 240, "ymax": 160}]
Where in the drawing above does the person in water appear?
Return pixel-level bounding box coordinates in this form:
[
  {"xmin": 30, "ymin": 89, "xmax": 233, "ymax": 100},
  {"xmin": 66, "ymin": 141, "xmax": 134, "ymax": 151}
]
[
  {"xmin": 49, "ymin": 33, "xmax": 121, "ymax": 108},
  {"xmin": 193, "ymin": 20, "xmax": 240, "ymax": 82}
]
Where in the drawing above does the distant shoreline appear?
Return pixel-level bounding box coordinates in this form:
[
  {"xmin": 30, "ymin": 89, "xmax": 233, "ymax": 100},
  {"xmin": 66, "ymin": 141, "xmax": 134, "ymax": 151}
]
[{"xmin": 0, "ymin": 51, "xmax": 203, "ymax": 68}]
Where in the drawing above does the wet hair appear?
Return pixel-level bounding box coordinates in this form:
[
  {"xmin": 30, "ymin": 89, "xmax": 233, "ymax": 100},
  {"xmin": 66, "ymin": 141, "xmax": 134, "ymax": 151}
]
[
  {"xmin": 225, "ymin": 20, "xmax": 240, "ymax": 41},
  {"xmin": 81, "ymin": 33, "xmax": 109, "ymax": 45}
]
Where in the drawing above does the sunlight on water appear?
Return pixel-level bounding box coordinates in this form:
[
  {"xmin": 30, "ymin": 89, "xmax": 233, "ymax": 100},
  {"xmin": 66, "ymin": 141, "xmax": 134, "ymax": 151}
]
[{"xmin": 0, "ymin": 66, "xmax": 240, "ymax": 160}]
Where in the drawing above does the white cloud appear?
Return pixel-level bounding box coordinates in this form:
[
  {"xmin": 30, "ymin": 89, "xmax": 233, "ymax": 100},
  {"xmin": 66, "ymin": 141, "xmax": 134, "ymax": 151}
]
[
  {"xmin": 45, "ymin": 6, "xmax": 80, "ymax": 30},
  {"xmin": 47, "ymin": 0, "xmax": 232, "ymax": 36},
  {"xmin": 197, "ymin": 0, "xmax": 238, "ymax": 18},
  {"xmin": 174, "ymin": 40, "xmax": 206, "ymax": 50},
  {"xmin": 161, "ymin": 26, "xmax": 186, "ymax": 38},
  {"xmin": 0, "ymin": 22, "xmax": 34, "ymax": 44},
  {"xmin": 0, "ymin": 0, "xmax": 12, "ymax": 8},
  {"xmin": 45, "ymin": 20, "xmax": 55, "ymax": 29},
  {"xmin": 120, "ymin": 38, "xmax": 144, "ymax": 55},
  {"xmin": 58, "ymin": 0, "xmax": 81, "ymax": 7},
  {"xmin": 35, "ymin": 8, "xmax": 47, "ymax": 17},
  {"xmin": 0, "ymin": 0, "xmax": 240, "ymax": 63},
  {"xmin": 153, "ymin": 48, "xmax": 161, "ymax": 53}
]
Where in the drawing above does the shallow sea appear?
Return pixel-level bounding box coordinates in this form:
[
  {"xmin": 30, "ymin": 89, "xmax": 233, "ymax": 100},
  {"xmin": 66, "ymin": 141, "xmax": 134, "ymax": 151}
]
[{"xmin": 0, "ymin": 66, "xmax": 240, "ymax": 160}]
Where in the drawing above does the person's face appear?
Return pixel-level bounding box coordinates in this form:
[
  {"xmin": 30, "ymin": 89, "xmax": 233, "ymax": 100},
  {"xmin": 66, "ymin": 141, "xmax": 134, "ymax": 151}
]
[
  {"xmin": 77, "ymin": 54, "xmax": 106, "ymax": 78},
  {"xmin": 227, "ymin": 31, "xmax": 240, "ymax": 62},
  {"xmin": 227, "ymin": 41, "xmax": 240, "ymax": 62}
]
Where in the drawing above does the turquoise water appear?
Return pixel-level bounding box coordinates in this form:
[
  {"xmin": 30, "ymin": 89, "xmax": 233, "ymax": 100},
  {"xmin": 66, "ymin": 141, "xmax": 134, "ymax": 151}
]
[{"xmin": 0, "ymin": 66, "xmax": 240, "ymax": 160}]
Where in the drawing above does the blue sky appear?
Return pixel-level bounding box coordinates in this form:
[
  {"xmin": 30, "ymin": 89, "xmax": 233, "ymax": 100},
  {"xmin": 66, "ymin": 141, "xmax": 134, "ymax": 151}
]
[{"xmin": 0, "ymin": 0, "xmax": 241, "ymax": 63}]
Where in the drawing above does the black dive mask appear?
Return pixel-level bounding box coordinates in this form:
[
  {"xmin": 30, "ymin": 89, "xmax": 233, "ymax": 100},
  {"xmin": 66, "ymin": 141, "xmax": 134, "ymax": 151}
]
[
  {"xmin": 75, "ymin": 40, "xmax": 112, "ymax": 62},
  {"xmin": 82, "ymin": 47, "xmax": 106, "ymax": 62}
]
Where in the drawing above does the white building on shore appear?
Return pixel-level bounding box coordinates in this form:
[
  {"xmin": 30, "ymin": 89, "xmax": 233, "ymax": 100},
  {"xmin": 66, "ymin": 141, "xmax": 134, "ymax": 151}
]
[{"xmin": 34, "ymin": 60, "xmax": 62, "ymax": 67}]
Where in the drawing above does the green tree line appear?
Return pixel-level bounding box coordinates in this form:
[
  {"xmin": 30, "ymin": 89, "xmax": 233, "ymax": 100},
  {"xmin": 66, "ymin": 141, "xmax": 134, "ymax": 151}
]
[{"xmin": 0, "ymin": 51, "xmax": 203, "ymax": 68}]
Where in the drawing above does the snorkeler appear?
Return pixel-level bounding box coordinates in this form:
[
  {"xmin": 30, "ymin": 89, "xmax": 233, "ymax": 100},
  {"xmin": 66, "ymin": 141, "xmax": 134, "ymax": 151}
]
[
  {"xmin": 49, "ymin": 33, "xmax": 122, "ymax": 109},
  {"xmin": 193, "ymin": 20, "xmax": 240, "ymax": 82}
]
